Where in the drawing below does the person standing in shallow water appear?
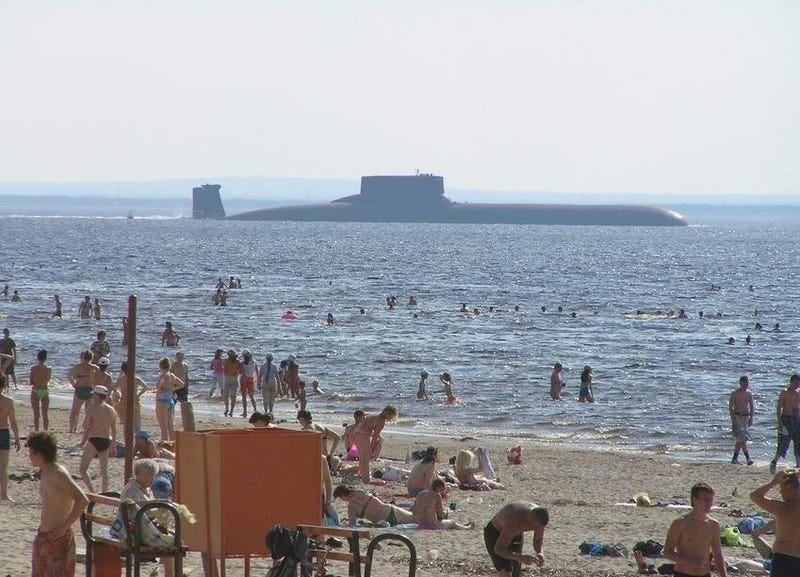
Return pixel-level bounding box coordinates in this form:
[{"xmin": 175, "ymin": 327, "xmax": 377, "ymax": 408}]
[
  {"xmin": 579, "ymin": 366, "xmax": 594, "ymax": 402},
  {"xmin": 550, "ymin": 363, "xmax": 564, "ymax": 400},
  {"xmin": 729, "ymin": 375, "xmax": 755, "ymax": 465}
]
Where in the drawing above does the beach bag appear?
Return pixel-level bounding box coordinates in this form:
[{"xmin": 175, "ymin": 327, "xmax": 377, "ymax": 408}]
[
  {"xmin": 721, "ymin": 525, "xmax": 742, "ymax": 546},
  {"xmin": 506, "ymin": 445, "xmax": 523, "ymax": 465},
  {"xmin": 110, "ymin": 502, "xmax": 172, "ymax": 548}
]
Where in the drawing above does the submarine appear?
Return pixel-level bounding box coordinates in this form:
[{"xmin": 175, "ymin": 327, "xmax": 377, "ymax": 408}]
[{"xmin": 194, "ymin": 175, "xmax": 688, "ymax": 226}]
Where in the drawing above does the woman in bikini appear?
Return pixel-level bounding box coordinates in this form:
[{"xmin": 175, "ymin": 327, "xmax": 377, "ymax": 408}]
[
  {"xmin": 154, "ymin": 357, "xmax": 183, "ymax": 441},
  {"xmin": 333, "ymin": 485, "xmax": 414, "ymax": 527},
  {"xmin": 67, "ymin": 350, "xmax": 99, "ymax": 434},
  {"xmin": 30, "ymin": 350, "xmax": 52, "ymax": 431},
  {"xmin": 352, "ymin": 405, "xmax": 397, "ymax": 483}
]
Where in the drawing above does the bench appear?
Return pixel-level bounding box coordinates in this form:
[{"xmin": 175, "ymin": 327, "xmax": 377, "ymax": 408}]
[
  {"xmin": 296, "ymin": 524, "xmax": 417, "ymax": 577},
  {"xmin": 80, "ymin": 491, "xmax": 186, "ymax": 577}
]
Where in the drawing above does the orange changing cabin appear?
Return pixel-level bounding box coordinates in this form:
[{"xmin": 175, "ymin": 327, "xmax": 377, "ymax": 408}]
[{"xmin": 175, "ymin": 428, "xmax": 323, "ymax": 569}]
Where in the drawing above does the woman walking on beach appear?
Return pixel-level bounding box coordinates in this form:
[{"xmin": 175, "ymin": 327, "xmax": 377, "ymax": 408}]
[
  {"xmin": 154, "ymin": 357, "xmax": 183, "ymax": 441},
  {"xmin": 30, "ymin": 350, "xmax": 52, "ymax": 431},
  {"xmin": 209, "ymin": 348, "xmax": 224, "ymax": 398},
  {"xmin": 222, "ymin": 350, "xmax": 240, "ymax": 417}
]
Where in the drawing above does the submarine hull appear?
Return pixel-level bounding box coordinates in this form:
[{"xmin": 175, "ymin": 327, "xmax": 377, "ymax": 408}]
[{"xmin": 227, "ymin": 202, "xmax": 687, "ymax": 226}]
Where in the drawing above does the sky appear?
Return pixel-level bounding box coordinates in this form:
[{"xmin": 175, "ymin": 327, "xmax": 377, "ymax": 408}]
[{"xmin": 1, "ymin": 1, "xmax": 798, "ymax": 197}]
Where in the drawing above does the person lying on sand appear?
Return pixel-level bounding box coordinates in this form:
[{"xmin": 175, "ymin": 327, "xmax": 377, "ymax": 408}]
[{"xmin": 333, "ymin": 485, "xmax": 413, "ymax": 527}]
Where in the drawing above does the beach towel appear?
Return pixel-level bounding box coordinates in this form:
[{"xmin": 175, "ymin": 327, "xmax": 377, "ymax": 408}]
[{"xmin": 475, "ymin": 446, "xmax": 497, "ymax": 480}]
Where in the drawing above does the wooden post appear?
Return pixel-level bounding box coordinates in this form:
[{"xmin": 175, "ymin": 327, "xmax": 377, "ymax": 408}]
[{"xmin": 124, "ymin": 295, "xmax": 137, "ymax": 483}]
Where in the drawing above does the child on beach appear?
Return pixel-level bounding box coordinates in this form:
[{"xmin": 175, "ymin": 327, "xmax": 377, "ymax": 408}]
[
  {"xmin": 664, "ymin": 482, "xmax": 727, "ymax": 577},
  {"xmin": 0, "ymin": 360, "xmax": 21, "ymax": 500}
]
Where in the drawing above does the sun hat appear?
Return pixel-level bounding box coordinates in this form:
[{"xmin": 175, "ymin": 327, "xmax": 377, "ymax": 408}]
[
  {"xmin": 92, "ymin": 385, "xmax": 109, "ymax": 396},
  {"xmin": 288, "ymin": 353, "xmax": 297, "ymax": 363},
  {"xmin": 98, "ymin": 357, "xmax": 110, "ymax": 366}
]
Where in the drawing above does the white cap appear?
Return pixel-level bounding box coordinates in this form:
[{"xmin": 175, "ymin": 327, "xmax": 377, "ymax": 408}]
[{"xmin": 93, "ymin": 385, "xmax": 109, "ymax": 396}]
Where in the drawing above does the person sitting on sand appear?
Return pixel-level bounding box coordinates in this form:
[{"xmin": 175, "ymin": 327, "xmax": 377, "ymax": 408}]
[
  {"xmin": 249, "ymin": 411, "xmax": 276, "ymax": 428},
  {"xmin": 455, "ymin": 449, "xmax": 504, "ymax": 490},
  {"xmin": 664, "ymin": 482, "xmax": 727, "ymax": 577},
  {"xmin": 297, "ymin": 410, "xmax": 340, "ymax": 463},
  {"xmin": 439, "ymin": 372, "xmax": 457, "ymax": 404},
  {"xmin": 133, "ymin": 430, "xmax": 175, "ymax": 460},
  {"xmin": 407, "ymin": 446, "xmax": 440, "ymax": 497},
  {"xmin": 333, "ymin": 485, "xmax": 414, "ymax": 527},
  {"xmin": 411, "ymin": 478, "xmax": 473, "ymax": 530}
]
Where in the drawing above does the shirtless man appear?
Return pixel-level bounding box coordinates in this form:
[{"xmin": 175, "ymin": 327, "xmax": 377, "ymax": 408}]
[
  {"xmin": 95, "ymin": 357, "xmax": 113, "ymax": 399},
  {"xmin": 750, "ymin": 471, "xmax": 800, "ymax": 577},
  {"xmin": 78, "ymin": 295, "xmax": 92, "ymax": 319},
  {"xmin": 729, "ymin": 375, "xmax": 755, "ymax": 465},
  {"xmin": 772, "ymin": 375, "xmax": 800, "ymax": 473},
  {"xmin": 550, "ymin": 362, "xmax": 564, "ymax": 400},
  {"xmin": 484, "ymin": 502, "xmax": 549, "ymax": 577},
  {"xmin": 78, "ymin": 386, "xmax": 118, "ymax": 493},
  {"xmin": 411, "ymin": 479, "xmax": 472, "ymax": 530},
  {"xmin": 353, "ymin": 405, "xmax": 397, "ymax": 483},
  {"xmin": 67, "ymin": 350, "xmax": 99, "ymax": 433},
  {"xmin": 30, "ymin": 349, "xmax": 52, "ymax": 431},
  {"xmin": 161, "ymin": 321, "xmax": 180, "ymax": 347},
  {"xmin": 28, "ymin": 431, "xmax": 89, "ymax": 577},
  {"xmin": 664, "ymin": 483, "xmax": 727, "ymax": 577},
  {"xmin": 0, "ymin": 364, "xmax": 21, "ymax": 500}
]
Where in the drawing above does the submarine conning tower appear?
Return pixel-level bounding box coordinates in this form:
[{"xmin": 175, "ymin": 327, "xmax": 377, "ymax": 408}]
[
  {"xmin": 192, "ymin": 183, "xmax": 226, "ymax": 219},
  {"xmin": 356, "ymin": 174, "xmax": 448, "ymax": 204}
]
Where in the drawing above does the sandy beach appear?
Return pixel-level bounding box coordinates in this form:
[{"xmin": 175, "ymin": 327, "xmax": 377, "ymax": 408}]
[{"xmin": 1, "ymin": 399, "xmax": 776, "ymax": 577}]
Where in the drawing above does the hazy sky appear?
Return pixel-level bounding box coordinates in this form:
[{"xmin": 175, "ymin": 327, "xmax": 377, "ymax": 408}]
[{"xmin": 1, "ymin": 1, "xmax": 797, "ymax": 196}]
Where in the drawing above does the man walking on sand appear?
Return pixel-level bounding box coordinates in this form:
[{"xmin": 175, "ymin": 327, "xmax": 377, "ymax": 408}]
[
  {"xmin": 484, "ymin": 502, "xmax": 548, "ymax": 577},
  {"xmin": 78, "ymin": 385, "xmax": 117, "ymax": 493},
  {"xmin": 730, "ymin": 375, "xmax": 755, "ymax": 465},
  {"xmin": 664, "ymin": 482, "xmax": 727, "ymax": 577},
  {"xmin": 750, "ymin": 470, "xmax": 800, "ymax": 577},
  {"xmin": 28, "ymin": 431, "xmax": 89, "ymax": 577},
  {"xmin": 0, "ymin": 327, "xmax": 18, "ymax": 389},
  {"xmin": 771, "ymin": 375, "xmax": 800, "ymax": 473}
]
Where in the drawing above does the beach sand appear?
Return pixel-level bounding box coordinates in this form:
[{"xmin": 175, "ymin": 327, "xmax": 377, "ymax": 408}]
[{"xmin": 1, "ymin": 400, "xmax": 775, "ymax": 577}]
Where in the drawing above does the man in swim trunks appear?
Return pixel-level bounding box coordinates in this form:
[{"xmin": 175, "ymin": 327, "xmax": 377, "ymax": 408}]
[
  {"xmin": 78, "ymin": 386, "xmax": 118, "ymax": 493},
  {"xmin": 665, "ymin": 483, "xmax": 727, "ymax": 577},
  {"xmin": 729, "ymin": 375, "xmax": 755, "ymax": 465},
  {"xmin": 484, "ymin": 501, "xmax": 548, "ymax": 577},
  {"xmin": 0, "ymin": 366, "xmax": 21, "ymax": 500},
  {"xmin": 67, "ymin": 350, "xmax": 99, "ymax": 433},
  {"xmin": 30, "ymin": 350, "xmax": 52, "ymax": 431},
  {"xmin": 773, "ymin": 375, "xmax": 800, "ymax": 472},
  {"xmin": 0, "ymin": 327, "xmax": 18, "ymax": 389},
  {"xmin": 28, "ymin": 431, "xmax": 88, "ymax": 577},
  {"xmin": 751, "ymin": 471, "xmax": 800, "ymax": 577}
]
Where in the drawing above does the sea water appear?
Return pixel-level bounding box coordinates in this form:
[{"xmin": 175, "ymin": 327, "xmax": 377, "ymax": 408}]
[{"xmin": 1, "ymin": 214, "xmax": 797, "ymax": 462}]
